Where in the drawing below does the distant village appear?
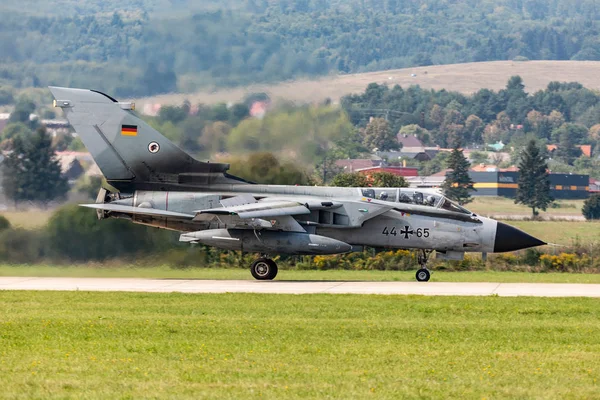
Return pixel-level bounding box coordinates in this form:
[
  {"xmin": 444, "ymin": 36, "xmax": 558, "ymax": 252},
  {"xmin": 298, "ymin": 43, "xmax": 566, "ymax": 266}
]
[
  {"xmin": 337, "ymin": 132, "xmax": 593, "ymax": 200},
  {"xmin": 0, "ymin": 105, "xmax": 595, "ymax": 204}
]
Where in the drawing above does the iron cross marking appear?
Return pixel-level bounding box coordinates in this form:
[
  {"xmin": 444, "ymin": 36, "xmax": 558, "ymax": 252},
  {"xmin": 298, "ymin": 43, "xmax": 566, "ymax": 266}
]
[{"xmin": 400, "ymin": 226, "xmax": 414, "ymax": 239}]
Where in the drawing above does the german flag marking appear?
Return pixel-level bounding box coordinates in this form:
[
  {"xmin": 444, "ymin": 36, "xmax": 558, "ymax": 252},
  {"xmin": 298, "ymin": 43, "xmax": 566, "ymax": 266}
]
[{"xmin": 121, "ymin": 124, "xmax": 138, "ymax": 136}]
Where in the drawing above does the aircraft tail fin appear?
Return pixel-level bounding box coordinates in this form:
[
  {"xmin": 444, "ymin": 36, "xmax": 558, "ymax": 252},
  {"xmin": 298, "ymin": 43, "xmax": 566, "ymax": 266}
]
[{"xmin": 48, "ymin": 86, "xmax": 244, "ymax": 191}]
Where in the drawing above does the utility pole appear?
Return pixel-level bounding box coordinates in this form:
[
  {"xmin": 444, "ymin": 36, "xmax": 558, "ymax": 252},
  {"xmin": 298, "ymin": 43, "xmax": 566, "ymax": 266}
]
[{"xmin": 323, "ymin": 154, "xmax": 327, "ymax": 184}]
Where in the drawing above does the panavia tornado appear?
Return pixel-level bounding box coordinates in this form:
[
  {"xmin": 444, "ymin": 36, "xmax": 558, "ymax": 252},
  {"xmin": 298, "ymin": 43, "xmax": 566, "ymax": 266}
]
[{"xmin": 48, "ymin": 87, "xmax": 546, "ymax": 282}]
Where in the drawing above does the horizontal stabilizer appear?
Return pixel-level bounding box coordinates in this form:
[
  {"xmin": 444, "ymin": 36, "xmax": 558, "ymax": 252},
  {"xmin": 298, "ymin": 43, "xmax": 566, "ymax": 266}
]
[
  {"xmin": 196, "ymin": 200, "xmax": 310, "ymax": 219},
  {"xmin": 81, "ymin": 203, "xmax": 195, "ymax": 219},
  {"xmin": 220, "ymin": 194, "xmax": 257, "ymax": 207}
]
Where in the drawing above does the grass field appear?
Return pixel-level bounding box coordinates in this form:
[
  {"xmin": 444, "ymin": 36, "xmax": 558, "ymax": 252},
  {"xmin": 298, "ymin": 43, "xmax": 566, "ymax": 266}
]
[
  {"xmin": 1, "ymin": 265, "xmax": 600, "ymax": 283},
  {"xmin": 509, "ymin": 220, "xmax": 600, "ymax": 246},
  {"xmin": 0, "ymin": 291, "xmax": 598, "ymax": 399},
  {"xmin": 468, "ymin": 197, "xmax": 584, "ymax": 217},
  {"xmin": 134, "ymin": 60, "xmax": 600, "ymax": 106},
  {"xmin": 1, "ymin": 210, "xmax": 53, "ymax": 229}
]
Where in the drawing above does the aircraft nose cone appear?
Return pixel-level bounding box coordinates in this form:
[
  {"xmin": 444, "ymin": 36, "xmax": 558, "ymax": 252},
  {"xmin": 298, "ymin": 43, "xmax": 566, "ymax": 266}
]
[{"xmin": 493, "ymin": 222, "xmax": 546, "ymax": 253}]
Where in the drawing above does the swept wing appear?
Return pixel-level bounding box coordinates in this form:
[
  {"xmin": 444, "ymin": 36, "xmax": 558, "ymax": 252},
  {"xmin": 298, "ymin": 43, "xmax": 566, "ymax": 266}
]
[
  {"xmin": 81, "ymin": 203, "xmax": 195, "ymax": 219},
  {"xmin": 195, "ymin": 200, "xmax": 310, "ymax": 219}
]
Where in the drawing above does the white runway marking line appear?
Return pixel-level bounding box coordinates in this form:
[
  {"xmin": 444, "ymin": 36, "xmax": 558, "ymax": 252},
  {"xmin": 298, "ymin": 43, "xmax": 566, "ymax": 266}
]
[{"xmin": 0, "ymin": 277, "xmax": 600, "ymax": 297}]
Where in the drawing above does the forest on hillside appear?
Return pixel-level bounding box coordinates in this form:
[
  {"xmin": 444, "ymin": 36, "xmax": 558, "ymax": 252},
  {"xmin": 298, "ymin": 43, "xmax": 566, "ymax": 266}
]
[{"xmin": 1, "ymin": 0, "xmax": 600, "ymax": 96}]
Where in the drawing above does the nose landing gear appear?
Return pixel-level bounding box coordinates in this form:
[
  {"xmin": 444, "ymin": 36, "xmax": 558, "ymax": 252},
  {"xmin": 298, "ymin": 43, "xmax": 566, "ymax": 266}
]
[
  {"xmin": 415, "ymin": 249, "xmax": 433, "ymax": 282},
  {"xmin": 250, "ymin": 257, "xmax": 278, "ymax": 280}
]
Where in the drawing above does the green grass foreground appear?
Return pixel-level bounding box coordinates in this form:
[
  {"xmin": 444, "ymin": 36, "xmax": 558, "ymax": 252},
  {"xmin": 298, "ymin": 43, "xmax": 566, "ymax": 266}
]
[
  {"xmin": 2, "ymin": 265, "xmax": 600, "ymax": 283},
  {"xmin": 0, "ymin": 292, "xmax": 598, "ymax": 399}
]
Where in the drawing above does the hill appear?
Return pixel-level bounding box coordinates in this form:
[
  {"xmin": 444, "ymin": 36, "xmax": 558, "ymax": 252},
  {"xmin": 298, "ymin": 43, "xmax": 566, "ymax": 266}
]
[
  {"xmin": 134, "ymin": 61, "xmax": 600, "ymax": 107},
  {"xmin": 2, "ymin": 0, "xmax": 600, "ymax": 97}
]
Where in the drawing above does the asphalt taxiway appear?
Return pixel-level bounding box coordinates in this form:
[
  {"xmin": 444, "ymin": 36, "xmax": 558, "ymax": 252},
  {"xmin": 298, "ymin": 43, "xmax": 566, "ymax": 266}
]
[{"xmin": 0, "ymin": 277, "xmax": 599, "ymax": 297}]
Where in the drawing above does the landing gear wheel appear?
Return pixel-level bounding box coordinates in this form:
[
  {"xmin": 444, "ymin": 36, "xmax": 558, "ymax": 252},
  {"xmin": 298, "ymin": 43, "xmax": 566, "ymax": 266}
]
[
  {"xmin": 415, "ymin": 249, "xmax": 433, "ymax": 282},
  {"xmin": 251, "ymin": 258, "xmax": 278, "ymax": 280},
  {"xmin": 416, "ymin": 268, "xmax": 430, "ymax": 282}
]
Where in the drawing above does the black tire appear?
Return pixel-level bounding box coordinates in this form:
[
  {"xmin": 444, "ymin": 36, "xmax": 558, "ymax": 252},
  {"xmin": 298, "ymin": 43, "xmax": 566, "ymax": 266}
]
[
  {"xmin": 251, "ymin": 258, "xmax": 278, "ymax": 280},
  {"xmin": 416, "ymin": 268, "xmax": 430, "ymax": 282}
]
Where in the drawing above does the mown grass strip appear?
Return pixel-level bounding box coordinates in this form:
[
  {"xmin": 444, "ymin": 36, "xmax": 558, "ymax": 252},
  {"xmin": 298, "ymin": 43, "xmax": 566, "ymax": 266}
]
[
  {"xmin": 0, "ymin": 292, "xmax": 598, "ymax": 399},
  {"xmin": 1, "ymin": 265, "xmax": 600, "ymax": 283}
]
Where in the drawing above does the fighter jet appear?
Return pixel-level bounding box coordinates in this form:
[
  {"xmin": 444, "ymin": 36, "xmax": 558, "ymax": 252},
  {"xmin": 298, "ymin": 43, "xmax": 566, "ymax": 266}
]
[{"xmin": 48, "ymin": 87, "xmax": 546, "ymax": 282}]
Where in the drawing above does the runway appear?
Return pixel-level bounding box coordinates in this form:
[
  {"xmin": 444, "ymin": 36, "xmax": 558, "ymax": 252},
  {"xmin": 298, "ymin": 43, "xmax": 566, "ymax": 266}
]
[{"xmin": 1, "ymin": 277, "xmax": 600, "ymax": 297}]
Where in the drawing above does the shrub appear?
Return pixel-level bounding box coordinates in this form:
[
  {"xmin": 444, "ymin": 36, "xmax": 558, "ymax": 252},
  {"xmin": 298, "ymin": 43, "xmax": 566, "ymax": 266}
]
[
  {"xmin": 45, "ymin": 205, "xmax": 176, "ymax": 261},
  {"xmin": 0, "ymin": 228, "xmax": 48, "ymax": 263},
  {"xmin": 539, "ymin": 253, "xmax": 578, "ymax": 271},
  {"xmin": 454, "ymin": 254, "xmax": 486, "ymax": 271},
  {"xmin": 522, "ymin": 248, "xmax": 542, "ymax": 265},
  {"xmin": 0, "ymin": 215, "xmax": 11, "ymax": 232},
  {"xmin": 582, "ymin": 194, "xmax": 600, "ymax": 220}
]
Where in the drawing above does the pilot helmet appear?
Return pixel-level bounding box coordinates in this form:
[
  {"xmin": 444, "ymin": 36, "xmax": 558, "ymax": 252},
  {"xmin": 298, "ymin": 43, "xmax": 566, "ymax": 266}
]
[
  {"xmin": 379, "ymin": 191, "xmax": 388, "ymax": 200},
  {"xmin": 426, "ymin": 195, "xmax": 436, "ymax": 205}
]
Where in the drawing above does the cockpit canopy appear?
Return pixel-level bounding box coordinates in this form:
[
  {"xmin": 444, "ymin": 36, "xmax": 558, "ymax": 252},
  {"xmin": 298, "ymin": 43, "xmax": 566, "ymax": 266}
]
[{"xmin": 360, "ymin": 188, "xmax": 472, "ymax": 215}]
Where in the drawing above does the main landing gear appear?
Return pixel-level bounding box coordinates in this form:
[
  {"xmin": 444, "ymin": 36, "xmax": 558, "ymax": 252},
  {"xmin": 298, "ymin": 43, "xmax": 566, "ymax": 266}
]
[
  {"xmin": 250, "ymin": 257, "xmax": 278, "ymax": 280},
  {"xmin": 416, "ymin": 249, "xmax": 433, "ymax": 282}
]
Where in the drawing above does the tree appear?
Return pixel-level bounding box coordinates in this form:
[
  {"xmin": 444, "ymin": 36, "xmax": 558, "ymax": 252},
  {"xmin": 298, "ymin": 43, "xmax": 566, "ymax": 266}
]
[
  {"xmin": 199, "ymin": 121, "xmax": 231, "ymax": 155},
  {"xmin": 330, "ymin": 172, "xmax": 369, "ymax": 187},
  {"xmin": 441, "ymin": 146, "xmax": 475, "ymax": 205},
  {"xmin": 515, "ymin": 140, "xmax": 553, "ymax": 217},
  {"xmin": 8, "ymin": 97, "xmax": 35, "ymax": 124},
  {"xmin": 555, "ymin": 129, "xmax": 581, "ymax": 165},
  {"xmin": 229, "ymin": 103, "xmax": 250, "ymax": 126},
  {"xmin": 551, "ymin": 122, "xmax": 587, "ymax": 144},
  {"xmin": 495, "ymin": 111, "xmax": 511, "ymax": 131},
  {"xmin": 445, "ymin": 123, "xmax": 466, "ymax": 147},
  {"xmin": 469, "ymin": 150, "xmax": 489, "ymax": 165},
  {"xmin": 226, "ymin": 106, "xmax": 354, "ymax": 165},
  {"xmin": 0, "ymin": 215, "xmax": 11, "ymax": 232},
  {"xmin": 51, "ymin": 132, "xmax": 74, "ymax": 151},
  {"xmin": 157, "ymin": 105, "xmax": 187, "ymax": 124},
  {"xmin": 140, "ymin": 63, "xmax": 177, "ymax": 96},
  {"xmin": 526, "ymin": 110, "xmax": 551, "ymax": 139},
  {"xmin": 1, "ymin": 128, "xmax": 68, "ymax": 206},
  {"xmin": 370, "ymin": 172, "xmax": 408, "ymax": 188},
  {"xmin": 362, "ymin": 117, "xmax": 399, "ymax": 151},
  {"xmin": 75, "ymin": 175, "xmax": 105, "ymax": 200},
  {"xmin": 227, "ymin": 152, "xmax": 308, "ymax": 185},
  {"xmin": 1, "ymin": 122, "xmax": 31, "ymax": 141},
  {"xmin": 429, "ymin": 104, "xmax": 445, "ymax": 127},
  {"xmin": 506, "ymin": 75, "xmax": 525, "ymax": 93},
  {"xmin": 314, "ymin": 153, "xmax": 343, "ymax": 185},
  {"xmin": 547, "ymin": 110, "xmax": 565, "ymax": 131},
  {"xmin": 589, "ymin": 124, "xmax": 600, "ymax": 141},
  {"xmin": 582, "ymin": 194, "xmax": 600, "ymax": 220},
  {"xmin": 0, "ymin": 87, "xmax": 14, "ymax": 106},
  {"xmin": 420, "ymin": 152, "xmax": 449, "ymax": 176},
  {"xmin": 464, "ymin": 115, "xmax": 484, "ymax": 144}
]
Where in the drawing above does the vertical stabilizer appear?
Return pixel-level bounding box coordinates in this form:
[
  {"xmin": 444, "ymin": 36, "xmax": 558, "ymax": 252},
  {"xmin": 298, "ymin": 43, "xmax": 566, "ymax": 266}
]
[{"xmin": 48, "ymin": 86, "xmax": 241, "ymax": 191}]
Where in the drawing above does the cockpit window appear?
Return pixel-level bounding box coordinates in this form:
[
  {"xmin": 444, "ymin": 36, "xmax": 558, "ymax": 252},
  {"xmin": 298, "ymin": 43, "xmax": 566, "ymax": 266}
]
[
  {"xmin": 394, "ymin": 189, "xmax": 472, "ymax": 214},
  {"xmin": 396, "ymin": 190, "xmax": 442, "ymax": 208},
  {"xmin": 361, "ymin": 188, "xmax": 376, "ymax": 199},
  {"xmin": 365, "ymin": 188, "xmax": 473, "ymax": 214},
  {"xmin": 440, "ymin": 198, "xmax": 471, "ymax": 214}
]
